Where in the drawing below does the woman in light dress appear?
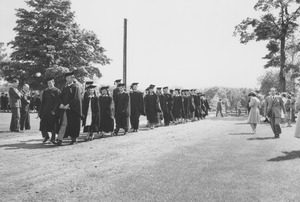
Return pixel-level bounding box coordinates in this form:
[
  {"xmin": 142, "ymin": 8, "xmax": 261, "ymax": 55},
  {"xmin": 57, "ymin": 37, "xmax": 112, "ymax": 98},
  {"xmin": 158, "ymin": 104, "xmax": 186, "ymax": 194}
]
[
  {"xmin": 294, "ymin": 89, "xmax": 300, "ymax": 137},
  {"xmin": 247, "ymin": 92, "xmax": 261, "ymax": 134}
]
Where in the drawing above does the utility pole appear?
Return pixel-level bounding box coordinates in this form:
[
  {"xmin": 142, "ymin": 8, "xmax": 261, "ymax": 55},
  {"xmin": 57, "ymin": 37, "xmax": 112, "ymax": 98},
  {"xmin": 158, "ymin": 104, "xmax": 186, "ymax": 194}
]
[{"xmin": 123, "ymin": 18, "xmax": 127, "ymax": 87}]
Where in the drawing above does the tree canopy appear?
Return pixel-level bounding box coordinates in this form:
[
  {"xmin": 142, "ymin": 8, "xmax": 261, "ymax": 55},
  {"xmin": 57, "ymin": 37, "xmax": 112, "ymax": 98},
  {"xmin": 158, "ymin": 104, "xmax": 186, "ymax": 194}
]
[
  {"xmin": 2, "ymin": 0, "xmax": 110, "ymax": 89},
  {"xmin": 233, "ymin": 0, "xmax": 300, "ymax": 92}
]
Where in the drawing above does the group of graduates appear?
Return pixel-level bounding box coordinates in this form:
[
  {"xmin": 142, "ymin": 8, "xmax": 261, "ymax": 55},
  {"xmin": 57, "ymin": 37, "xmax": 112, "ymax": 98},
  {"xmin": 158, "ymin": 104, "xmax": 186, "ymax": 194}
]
[{"xmin": 38, "ymin": 72, "xmax": 211, "ymax": 146}]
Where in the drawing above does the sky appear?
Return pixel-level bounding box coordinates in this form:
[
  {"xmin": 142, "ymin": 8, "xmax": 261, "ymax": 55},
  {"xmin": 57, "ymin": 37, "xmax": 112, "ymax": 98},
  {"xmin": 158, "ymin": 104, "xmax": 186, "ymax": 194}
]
[{"xmin": 0, "ymin": 0, "xmax": 270, "ymax": 90}]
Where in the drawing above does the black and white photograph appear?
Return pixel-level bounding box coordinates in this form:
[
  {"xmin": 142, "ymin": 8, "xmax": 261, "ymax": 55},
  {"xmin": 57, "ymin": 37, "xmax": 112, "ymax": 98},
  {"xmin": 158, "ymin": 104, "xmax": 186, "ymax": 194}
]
[{"xmin": 1, "ymin": 0, "xmax": 300, "ymax": 201}]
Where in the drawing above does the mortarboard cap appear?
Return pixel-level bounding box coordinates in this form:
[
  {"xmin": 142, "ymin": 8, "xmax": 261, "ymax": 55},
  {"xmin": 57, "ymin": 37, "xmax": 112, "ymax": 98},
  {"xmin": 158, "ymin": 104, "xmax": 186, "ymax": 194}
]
[
  {"xmin": 114, "ymin": 79, "xmax": 122, "ymax": 84},
  {"xmin": 85, "ymin": 81, "xmax": 94, "ymax": 85},
  {"xmin": 64, "ymin": 71, "xmax": 74, "ymax": 77},
  {"xmin": 86, "ymin": 85, "xmax": 97, "ymax": 89},
  {"xmin": 100, "ymin": 86, "xmax": 109, "ymax": 91},
  {"xmin": 117, "ymin": 83, "xmax": 125, "ymax": 87},
  {"xmin": 156, "ymin": 87, "xmax": 162, "ymax": 90},
  {"xmin": 131, "ymin": 82, "xmax": 139, "ymax": 86},
  {"xmin": 149, "ymin": 84, "xmax": 155, "ymax": 89},
  {"xmin": 175, "ymin": 88, "xmax": 180, "ymax": 92},
  {"xmin": 45, "ymin": 77, "xmax": 54, "ymax": 81},
  {"xmin": 163, "ymin": 86, "xmax": 168, "ymax": 89}
]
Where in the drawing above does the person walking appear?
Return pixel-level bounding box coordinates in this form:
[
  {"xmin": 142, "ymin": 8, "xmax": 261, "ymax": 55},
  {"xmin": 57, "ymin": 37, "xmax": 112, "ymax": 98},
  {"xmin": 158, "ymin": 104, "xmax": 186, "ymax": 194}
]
[
  {"xmin": 113, "ymin": 83, "xmax": 130, "ymax": 136},
  {"xmin": 216, "ymin": 98, "xmax": 223, "ymax": 117},
  {"xmin": 247, "ymin": 92, "xmax": 261, "ymax": 134},
  {"xmin": 20, "ymin": 84, "xmax": 31, "ymax": 131},
  {"xmin": 99, "ymin": 86, "xmax": 114, "ymax": 136},
  {"xmin": 265, "ymin": 87, "xmax": 286, "ymax": 138},
  {"xmin": 129, "ymin": 83, "xmax": 145, "ymax": 132},
  {"xmin": 57, "ymin": 71, "xmax": 82, "ymax": 146},
  {"xmin": 39, "ymin": 77, "xmax": 61, "ymax": 144},
  {"xmin": 294, "ymin": 89, "xmax": 300, "ymax": 138},
  {"xmin": 82, "ymin": 85, "xmax": 99, "ymax": 141},
  {"xmin": 8, "ymin": 79, "xmax": 22, "ymax": 132}
]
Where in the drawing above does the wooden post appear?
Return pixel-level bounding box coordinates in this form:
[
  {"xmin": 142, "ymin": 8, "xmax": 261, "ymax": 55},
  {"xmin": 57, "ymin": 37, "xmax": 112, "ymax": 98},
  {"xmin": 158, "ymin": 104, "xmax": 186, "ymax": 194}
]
[{"xmin": 123, "ymin": 18, "xmax": 127, "ymax": 87}]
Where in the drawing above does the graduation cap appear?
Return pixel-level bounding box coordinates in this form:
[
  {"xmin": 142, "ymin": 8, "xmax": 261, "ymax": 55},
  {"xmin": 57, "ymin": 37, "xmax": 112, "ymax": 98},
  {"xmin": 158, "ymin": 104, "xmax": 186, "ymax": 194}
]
[
  {"xmin": 114, "ymin": 79, "xmax": 122, "ymax": 84},
  {"xmin": 169, "ymin": 89, "xmax": 174, "ymax": 93},
  {"xmin": 130, "ymin": 82, "xmax": 139, "ymax": 88},
  {"xmin": 149, "ymin": 84, "xmax": 155, "ymax": 89},
  {"xmin": 45, "ymin": 77, "xmax": 54, "ymax": 81},
  {"xmin": 117, "ymin": 83, "xmax": 125, "ymax": 87},
  {"xmin": 156, "ymin": 87, "xmax": 162, "ymax": 90},
  {"xmin": 64, "ymin": 71, "xmax": 74, "ymax": 77},
  {"xmin": 100, "ymin": 86, "xmax": 109, "ymax": 91},
  {"xmin": 86, "ymin": 85, "xmax": 97, "ymax": 89},
  {"xmin": 175, "ymin": 88, "xmax": 181, "ymax": 92},
  {"xmin": 163, "ymin": 86, "xmax": 168, "ymax": 90},
  {"xmin": 85, "ymin": 81, "xmax": 94, "ymax": 85}
]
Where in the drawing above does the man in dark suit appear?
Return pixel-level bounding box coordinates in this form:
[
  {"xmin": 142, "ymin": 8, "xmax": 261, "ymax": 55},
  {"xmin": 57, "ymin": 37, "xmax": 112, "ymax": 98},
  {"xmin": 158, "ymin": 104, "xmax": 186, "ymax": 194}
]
[
  {"xmin": 8, "ymin": 79, "xmax": 22, "ymax": 132},
  {"xmin": 265, "ymin": 87, "xmax": 286, "ymax": 138}
]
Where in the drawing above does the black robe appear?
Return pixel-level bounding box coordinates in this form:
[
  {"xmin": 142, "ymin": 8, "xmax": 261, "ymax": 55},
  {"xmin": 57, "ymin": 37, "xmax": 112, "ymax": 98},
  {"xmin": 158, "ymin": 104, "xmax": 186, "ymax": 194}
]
[
  {"xmin": 203, "ymin": 99, "xmax": 210, "ymax": 116},
  {"xmin": 144, "ymin": 93, "xmax": 159, "ymax": 124},
  {"xmin": 82, "ymin": 95, "xmax": 99, "ymax": 132},
  {"xmin": 173, "ymin": 95, "xmax": 183, "ymax": 119},
  {"xmin": 161, "ymin": 93, "xmax": 170, "ymax": 125},
  {"xmin": 99, "ymin": 95, "xmax": 114, "ymax": 132},
  {"xmin": 115, "ymin": 92, "xmax": 130, "ymax": 130},
  {"xmin": 194, "ymin": 95, "xmax": 201, "ymax": 118},
  {"xmin": 39, "ymin": 87, "xmax": 61, "ymax": 132},
  {"xmin": 182, "ymin": 96, "xmax": 190, "ymax": 119},
  {"xmin": 130, "ymin": 91, "xmax": 145, "ymax": 129},
  {"xmin": 59, "ymin": 83, "xmax": 82, "ymax": 138}
]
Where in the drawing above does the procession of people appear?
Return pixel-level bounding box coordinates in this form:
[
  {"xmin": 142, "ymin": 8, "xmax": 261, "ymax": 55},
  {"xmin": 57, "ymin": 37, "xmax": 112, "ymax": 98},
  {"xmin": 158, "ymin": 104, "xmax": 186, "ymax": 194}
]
[{"xmin": 4, "ymin": 72, "xmax": 300, "ymax": 146}]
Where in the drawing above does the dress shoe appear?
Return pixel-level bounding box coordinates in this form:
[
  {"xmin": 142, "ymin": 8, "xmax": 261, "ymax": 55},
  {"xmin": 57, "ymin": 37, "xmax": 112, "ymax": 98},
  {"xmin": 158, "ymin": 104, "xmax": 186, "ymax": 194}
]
[
  {"xmin": 57, "ymin": 140, "xmax": 62, "ymax": 146},
  {"xmin": 43, "ymin": 137, "xmax": 49, "ymax": 143},
  {"xmin": 50, "ymin": 139, "xmax": 57, "ymax": 145},
  {"xmin": 69, "ymin": 141, "xmax": 78, "ymax": 145}
]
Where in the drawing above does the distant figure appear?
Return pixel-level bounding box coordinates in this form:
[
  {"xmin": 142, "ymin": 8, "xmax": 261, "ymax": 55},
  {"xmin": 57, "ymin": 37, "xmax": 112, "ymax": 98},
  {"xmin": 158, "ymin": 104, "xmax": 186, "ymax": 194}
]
[
  {"xmin": 216, "ymin": 99, "xmax": 223, "ymax": 117},
  {"xmin": 294, "ymin": 90, "xmax": 300, "ymax": 138},
  {"xmin": 8, "ymin": 79, "xmax": 22, "ymax": 132},
  {"xmin": 285, "ymin": 95, "xmax": 292, "ymax": 127},
  {"xmin": 290, "ymin": 92, "xmax": 296, "ymax": 123},
  {"xmin": 130, "ymin": 83, "xmax": 145, "ymax": 132},
  {"xmin": 20, "ymin": 84, "xmax": 31, "ymax": 131},
  {"xmin": 265, "ymin": 87, "xmax": 286, "ymax": 138},
  {"xmin": 98, "ymin": 86, "xmax": 114, "ymax": 135},
  {"xmin": 247, "ymin": 92, "xmax": 260, "ymax": 134}
]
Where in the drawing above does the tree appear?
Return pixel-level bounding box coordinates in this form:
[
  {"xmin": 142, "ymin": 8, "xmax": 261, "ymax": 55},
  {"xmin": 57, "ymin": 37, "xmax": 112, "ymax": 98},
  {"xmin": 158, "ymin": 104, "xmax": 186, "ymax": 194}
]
[
  {"xmin": 257, "ymin": 69, "xmax": 294, "ymax": 95},
  {"xmin": 234, "ymin": 0, "xmax": 300, "ymax": 92},
  {"xmin": 4, "ymin": 0, "xmax": 110, "ymax": 89}
]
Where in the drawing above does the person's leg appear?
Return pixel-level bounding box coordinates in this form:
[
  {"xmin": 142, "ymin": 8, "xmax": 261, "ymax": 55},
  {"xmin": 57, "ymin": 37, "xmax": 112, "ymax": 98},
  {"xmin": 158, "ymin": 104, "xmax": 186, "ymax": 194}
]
[
  {"xmin": 20, "ymin": 109, "xmax": 25, "ymax": 131},
  {"xmin": 57, "ymin": 111, "xmax": 67, "ymax": 145}
]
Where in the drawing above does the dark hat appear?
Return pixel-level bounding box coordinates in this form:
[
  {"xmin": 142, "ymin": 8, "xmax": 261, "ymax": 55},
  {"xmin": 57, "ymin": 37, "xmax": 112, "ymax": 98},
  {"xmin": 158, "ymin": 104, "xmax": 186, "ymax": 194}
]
[
  {"xmin": 114, "ymin": 79, "xmax": 122, "ymax": 84},
  {"xmin": 86, "ymin": 85, "xmax": 97, "ymax": 89},
  {"xmin": 163, "ymin": 86, "xmax": 168, "ymax": 89},
  {"xmin": 131, "ymin": 82, "xmax": 139, "ymax": 86},
  {"xmin": 175, "ymin": 88, "xmax": 181, "ymax": 92},
  {"xmin": 100, "ymin": 86, "xmax": 109, "ymax": 91},
  {"xmin": 248, "ymin": 91, "xmax": 256, "ymax": 97},
  {"xmin": 85, "ymin": 81, "xmax": 94, "ymax": 85},
  {"xmin": 64, "ymin": 71, "xmax": 74, "ymax": 77},
  {"xmin": 156, "ymin": 87, "xmax": 162, "ymax": 90},
  {"xmin": 45, "ymin": 77, "xmax": 54, "ymax": 81},
  {"xmin": 149, "ymin": 84, "xmax": 155, "ymax": 89},
  {"xmin": 117, "ymin": 83, "xmax": 125, "ymax": 87}
]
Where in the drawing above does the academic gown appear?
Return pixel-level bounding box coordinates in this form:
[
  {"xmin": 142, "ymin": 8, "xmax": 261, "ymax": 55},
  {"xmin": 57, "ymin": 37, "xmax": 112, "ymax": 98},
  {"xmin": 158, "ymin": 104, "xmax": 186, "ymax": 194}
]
[
  {"xmin": 130, "ymin": 91, "xmax": 145, "ymax": 129},
  {"xmin": 144, "ymin": 93, "xmax": 159, "ymax": 124},
  {"xmin": 59, "ymin": 83, "xmax": 82, "ymax": 138},
  {"xmin": 173, "ymin": 95, "xmax": 183, "ymax": 119},
  {"xmin": 115, "ymin": 92, "xmax": 130, "ymax": 130},
  {"xmin": 99, "ymin": 95, "xmax": 114, "ymax": 132},
  {"xmin": 183, "ymin": 96, "xmax": 190, "ymax": 119},
  {"xmin": 39, "ymin": 87, "xmax": 61, "ymax": 133},
  {"xmin": 194, "ymin": 95, "xmax": 201, "ymax": 118},
  {"xmin": 82, "ymin": 94, "xmax": 99, "ymax": 132}
]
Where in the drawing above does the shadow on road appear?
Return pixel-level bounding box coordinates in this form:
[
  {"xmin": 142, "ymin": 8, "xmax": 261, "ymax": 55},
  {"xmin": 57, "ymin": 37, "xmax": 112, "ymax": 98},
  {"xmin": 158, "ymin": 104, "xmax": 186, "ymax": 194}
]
[
  {"xmin": 247, "ymin": 137, "xmax": 275, "ymax": 140},
  {"xmin": 268, "ymin": 151, "xmax": 300, "ymax": 161},
  {"xmin": 229, "ymin": 132, "xmax": 253, "ymax": 135}
]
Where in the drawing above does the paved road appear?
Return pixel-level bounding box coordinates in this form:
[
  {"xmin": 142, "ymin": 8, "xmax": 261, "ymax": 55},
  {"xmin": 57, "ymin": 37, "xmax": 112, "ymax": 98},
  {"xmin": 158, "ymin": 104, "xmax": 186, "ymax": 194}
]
[{"xmin": 1, "ymin": 113, "xmax": 300, "ymax": 201}]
